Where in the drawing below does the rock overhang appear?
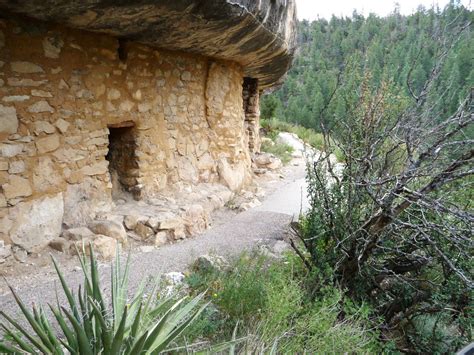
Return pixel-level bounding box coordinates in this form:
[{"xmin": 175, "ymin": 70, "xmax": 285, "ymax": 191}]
[{"xmin": 0, "ymin": 0, "xmax": 297, "ymax": 89}]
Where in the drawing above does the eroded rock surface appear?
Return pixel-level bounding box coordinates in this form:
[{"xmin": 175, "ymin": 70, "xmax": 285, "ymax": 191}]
[{"xmin": 0, "ymin": 0, "xmax": 297, "ymax": 88}]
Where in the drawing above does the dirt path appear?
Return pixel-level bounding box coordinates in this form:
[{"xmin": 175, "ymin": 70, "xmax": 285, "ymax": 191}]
[{"xmin": 0, "ymin": 160, "xmax": 308, "ymax": 316}]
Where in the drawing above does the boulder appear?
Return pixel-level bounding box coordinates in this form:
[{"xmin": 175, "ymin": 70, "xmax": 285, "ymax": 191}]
[
  {"xmin": 253, "ymin": 152, "xmax": 282, "ymax": 170},
  {"xmin": 92, "ymin": 235, "xmax": 116, "ymax": 259},
  {"xmin": 62, "ymin": 227, "xmax": 94, "ymax": 241},
  {"xmin": 49, "ymin": 238, "xmax": 69, "ymax": 252},
  {"xmin": 0, "ymin": 104, "xmax": 18, "ymax": 134},
  {"xmin": 217, "ymin": 158, "xmax": 246, "ymax": 192},
  {"xmin": 12, "ymin": 245, "xmax": 28, "ymax": 263},
  {"xmin": 88, "ymin": 220, "xmax": 127, "ymax": 244},
  {"xmin": 154, "ymin": 231, "xmax": 169, "ymax": 247},
  {"xmin": 123, "ymin": 214, "xmax": 148, "ymax": 230},
  {"xmin": 276, "ymin": 132, "xmax": 306, "ymax": 153},
  {"xmin": 134, "ymin": 222, "xmax": 154, "ymax": 240},
  {"xmin": 9, "ymin": 193, "xmax": 64, "ymax": 252},
  {"xmin": 193, "ymin": 254, "xmax": 228, "ymax": 273}
]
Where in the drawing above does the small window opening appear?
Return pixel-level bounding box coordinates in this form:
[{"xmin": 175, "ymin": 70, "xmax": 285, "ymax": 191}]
[{"xmin": 106, "ymin": 121, "xmax": 139, "ymax": 200}]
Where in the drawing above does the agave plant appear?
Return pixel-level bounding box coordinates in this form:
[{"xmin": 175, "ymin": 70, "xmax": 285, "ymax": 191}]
[{"xmin": 0, "ymin": 245, "xmax": 208, "ymax": 354}]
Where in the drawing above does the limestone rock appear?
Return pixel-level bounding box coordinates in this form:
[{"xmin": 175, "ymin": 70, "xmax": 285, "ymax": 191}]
[
  {"xmin": 171, "ymin": 226, "xmax": 186, "ymax": 240},
  {"xmin": 62, "ymin": 227, "xmax": 94, "ymax": 241},
  {"xmin": 154, "ymin": 231, "xmax": 168, "ymax": 246},
  {"xmin": 254, "ymin": 152, "xmax": 282, "ymax": 170},
  {"xmin": 11, "ymin": 61, "xmax": 44, "ymax": 73},
  {"xmin": 107, "ymin": 88, "xmax": 121, "ymax": 100},
  {"xmin": 43, "ymin": 36, "xmax": 64, "ymax": 58},
  {"xmin": 218, "ymin": 158, "xmax": 245, "ymax": 192},
  {"xmin": 80, "ymin": 161, "xmax": 108, "ymax": 176},
  {"xmin": 3, "ymin": 175, "xmax": 32, "ymax": 199},
  {"xmin": 62, "ymin": 179, "xmax": 113, "ymax": 227},
  {"xmin": 2, "ymin": 95, "xmax": 30, "ymax": 102},
  {"xmin": 193, "ymin": 254, "xmax": 228, "ymax": 273},
  {"xmin": 0, "ymin": 242, "xmax": 12, "ymax": 260},
  {"xmin": 239, "ymin": 198, "xmax": 262, "ymax": 211},
  {"xmin": 123, "ymin": 215, "xmax": 147, "ymax": 230},
  {"xmin": 92, "ymin": 235, "xmax": 116, "ymax": 259},
  {"xmin": 9, "ymin": 193, "xmax": 64, "ymax": 252},
  {"xmin": 55, "ymin": 119, "xmax": 70, "ymax": 133},
  {"xmin": 159, "ymin": 216, "xmax": 184, "ymax": 231},
  {"xmin": 12, "ymin": 245, "xmax": 28, "ymax": 263},
  {"xmin": 49, "ymin": 238, "xmax": 69, "ymax": 252},
  {"xmin": 0, "ymin": 105, "xmax": 18, "ymax": 135},
  {"xmin": 33, "ymin": 156, "xmax": 62, "ymax": 192},
  {"xmin": 134, "ymin": 222, "xmax": 154, "ymax": 239},
  {"xmin": 34, "ymin": 121, "xmax": 56, "ymax": 135},
  {"xmin": 8, "ymin": 160, "xmax": 25, "ymax": 174},
  {"xmin": 31, "ymin": 89, "xmax": 53, "ymax": 98},
  {"xmin": 183, "ymin": 204, "xmax": 208, "ymax": 235},
  {"xmin": 89, "ymin": 220, "xmax": 127, "ymax": 244},
  {"xmin": 28, "ymin": 100, "xmax": 55, "ymax": 113},
  {"xmin": 7, "ymin": 78, "xmax": 48, "ymax": 87},
  {"xmin": 0, "ymin": 143, "xmax": 23, "ymax": 158},
  {"xmin": 36, "ymin": 134, "xmax": 60, "ymax": 153}
]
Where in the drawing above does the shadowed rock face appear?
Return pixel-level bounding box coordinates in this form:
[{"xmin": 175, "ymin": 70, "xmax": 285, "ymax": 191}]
[{"xmin": 0, "ymin": 0, "xmax": 297, "ymax": 88}]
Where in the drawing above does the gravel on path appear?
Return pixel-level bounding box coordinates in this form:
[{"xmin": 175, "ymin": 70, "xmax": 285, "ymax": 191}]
[{"xmin": 0, "ymin": 162, "xmax": 308, "ymax": 317}]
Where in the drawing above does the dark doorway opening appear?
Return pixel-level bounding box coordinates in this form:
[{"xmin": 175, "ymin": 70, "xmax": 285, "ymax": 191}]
[{"xmin": 106, "ymin": 121, "xmax": 139, "ymax": 200}]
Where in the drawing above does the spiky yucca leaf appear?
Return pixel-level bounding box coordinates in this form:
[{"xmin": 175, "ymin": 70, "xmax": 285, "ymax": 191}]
[{"xmin": 0, "ymin": 244, "xmax": 207, "ymax": 354}]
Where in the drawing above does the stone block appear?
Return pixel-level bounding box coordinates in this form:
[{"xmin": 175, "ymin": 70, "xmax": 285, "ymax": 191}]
[
  {"xmin": 36, "ymin": 134, "xmax": 60, "ymax": 153},
  {"xmin": 92, "ymin": 235, "xmax": 116, "ymax": 260},
  {"xmin": 80, "ymin": 161, "xmax": 108, "ymax": 176},
  {"xmin": 0, "ymin": 143, "xmax": 23, "ymax": 158},
  {"xmin": 55, "ymin": 119, "xmax": 70, "ymax": 133},
  {"xmin": 0, "ymin": 105, "xmax": 18, "ymax": 135},
  {"xmin": 9, "ymin": 193, "xmax": 64, "ymax": 252},
  {"xmin": 11, "ymin": 61, "xmax": 44, "ymax": 73},
  {"xmin": 8, "ymin": 160, "xmax": 25, "ymax": 174},
  {"xmin": 89, "ymin": 220, "xmax": 127, "ymax": 244},
  {"xmin": 28, "ymin": 100, "xmax": 55, "ymax": 113},
  {"xmin": 31, "ymin": 89, "xmax": 53, "ymax": 98},
  {"xmin": 49, "ymin": 238, "xmax": 69, "ymax": 252},
  {"xmin": 34, "ymin": 121, "xmax": 56, "ymax": 135},
  {"xmin": 124, "ymin": 214, "xmax": 148, "ymax": 230},
  {"xmin": 62, "ymin": 227, "xmax": 94, "ymax": 241},
  {"xmin": 3, "ymin": 175, "xmax": 32, "ymax": 199},
  {"xmin": 134, "ymin": 222, "xmax": 154, "ymax": 239},
  {"xmin": 2, "ymin": 95, "xmax": 30, "ymax": 102},
  {"xmin": 154, "ymin": 231, "xmax": 168, "ymax": 246}
]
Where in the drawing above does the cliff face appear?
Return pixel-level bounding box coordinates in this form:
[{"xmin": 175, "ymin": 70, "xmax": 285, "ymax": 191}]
[{"xmin": 0, "ymin": 0, "xmax": 297, "ymax": 88}]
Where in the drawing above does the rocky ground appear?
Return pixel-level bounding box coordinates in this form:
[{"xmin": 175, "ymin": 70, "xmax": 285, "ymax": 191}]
[{"xmin": 0, "ymin": 134, "xmax": 311, "ymax": 315}]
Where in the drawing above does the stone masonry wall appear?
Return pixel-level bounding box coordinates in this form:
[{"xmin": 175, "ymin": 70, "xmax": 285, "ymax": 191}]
[
  {"xmin": 243, "ymin": 77, "xmax": 260, "ymax": 154},
  {"xmin": 0, "ymin": 16, "xmax": 252, "ymax": 252}
]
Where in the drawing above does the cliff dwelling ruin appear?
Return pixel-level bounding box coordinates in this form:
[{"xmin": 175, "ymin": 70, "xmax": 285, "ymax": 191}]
[{"xmin": 0, "ymin": 1, "xmax": 297, "ymax": 258}]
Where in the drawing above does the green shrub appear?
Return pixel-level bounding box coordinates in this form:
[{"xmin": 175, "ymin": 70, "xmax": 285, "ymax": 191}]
[
  {"xmin": 260, "ymin": 140, "xmax": 294, "ymax": 164},
  {"xmin": 184, "ymin": 252, "xmax": 383, "ymax": 353},
  {"xmin": 261, "ymin": 118, "xmax": 344, "ymax": 161},
  {"xmin": 0, "ymin": 246, "xmax": 207, "ymax": 354}
]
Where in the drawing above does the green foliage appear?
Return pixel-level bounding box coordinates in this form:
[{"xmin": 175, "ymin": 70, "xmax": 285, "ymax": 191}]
[
  {"xmin": 260, "ymin": 140, "xmax": 293, "ymax": 164},
  {"xmin": 262, "ymin": 3, "xmax": 473, "ymax": 133},
  {"xmin": 261, "ymin": 117, "xmax": 327, "ymax": 151},
  {"xmin": 184, "ymin": 252, "xmax": 384, "ymax": 353},
  {"xmin": 298, "ymin": 69, "xmax": 473, "ymax": 352},
  {"xmin": 0, "ymin": 246, "xmax": 207, "ymax": 354}
]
